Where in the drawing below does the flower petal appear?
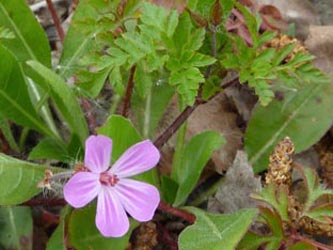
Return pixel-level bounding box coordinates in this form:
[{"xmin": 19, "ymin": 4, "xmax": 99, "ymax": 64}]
[
  {"xmin": 115, "ymin": 179, "xmax": 160, "ymax": 222},
  {"xmin": 111, "ymin": 140, "xmax": 160, "ymax": 178},
  {"xmin": 84, "ymin": 135, "xmax": 112, "ymax": 173},
  {"xmin": 96, "ymin": 188, "xmax": 129, "ymax": 237},
  {"xmin": 63, "ymin": 172, "xmax": 100, "ymax": 208}
]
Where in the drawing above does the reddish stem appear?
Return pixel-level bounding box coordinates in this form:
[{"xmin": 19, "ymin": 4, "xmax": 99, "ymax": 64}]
[
  {"xmin": 22, "ymin": 198, "xmax": 66, "ymax": 206},
  {"xmin": 158, "ymin": 201, "xmax": 196, "ymax": 224},
  {"xmin": 80, "ymin": 98, "xmax": 98, "ymax": 134},
  {"xmin": 122, "ymin": 65, "xmax": 136, "ymax": 117},
  {"xmin": 46, "ymin": 0, "xmax": 65, "ymax": 43},
  {"xmin": 153, "ymin": 77, "xmax": 238, "ymax": 149}
]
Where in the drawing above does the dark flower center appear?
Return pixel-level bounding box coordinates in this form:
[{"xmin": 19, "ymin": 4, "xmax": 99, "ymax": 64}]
[{"xmin": 99, "ymin": 172, "xmax": 119, "ymax": 187}]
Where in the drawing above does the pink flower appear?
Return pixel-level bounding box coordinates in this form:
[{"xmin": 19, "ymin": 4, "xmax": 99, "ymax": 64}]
[{"xmin": 64, "ymin": 135, "xmax": 160, "ymax": 237}]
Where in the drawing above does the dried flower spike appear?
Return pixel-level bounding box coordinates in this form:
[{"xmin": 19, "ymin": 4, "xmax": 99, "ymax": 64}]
[
  {"xmin": 266, "ymin": 136, "xmax": 295, "ymax": 187},
  {"xmin": 64, "ymin": 135, "xmax": 161, "ymax": 237}
]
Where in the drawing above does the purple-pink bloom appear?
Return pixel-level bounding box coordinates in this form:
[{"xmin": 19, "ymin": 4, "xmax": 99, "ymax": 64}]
[{"xmin": 64, "ymin": 135, "xmax": 160, "ymax": 237}]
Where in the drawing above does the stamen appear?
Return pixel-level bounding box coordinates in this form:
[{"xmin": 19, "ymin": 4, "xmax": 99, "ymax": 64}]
[{"xmin": 99, "ymin": 172, "xmax": 119, "ymax": 187}]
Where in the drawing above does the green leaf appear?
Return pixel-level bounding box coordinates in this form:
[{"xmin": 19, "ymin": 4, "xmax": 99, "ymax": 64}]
[
  {"xmin": 27, "ymin": 60, "xmax": 88, "ymax": 145},
  {"xmin": 46, "ymin": 221, "xmax": 66, "ymax": 250},
  {"xmin": 160, "ymin": 175, "xmax": 179, "ymax": 204},
  {"xmin": 234, "ymin": 2, "xmax": 259, "ymax": 47},
  {"xmin": 97, "ymin": 115, "xmax": 159, "ymax": 186},
  {"xmin": 77, "ymin": 64, "xmax": 113, "ymax": 98},
  {"xmin": 131, "ymin": 78, "xmax": 174, "ymax": 138},
  {"xmin": 0, "ymin": 45, "xmax": 54, "ymax": 138},
  {"xmin": 178, "ymin": 207, "xmax": 257, "ymax": 250},
  {"xmin": 172, "ymin": 131, "xmax": 225, "ymax": 206},
  {"xmin": 301, "ymin": 167, "xmax": 333, "ymax": 213},
  {"xmin": 46, "ymin": 207, "xmax": 71, "ymax": 250},
  {"xmin": 0, "ymin": 116, "xmax": 19, "ymax": 152},
  {"xmin": 68, "ymin": 204, "xmax": 138, "ymax": 250},
  {"xmin": 0, "ymin": 206, "xmax": 33, "ymax": 250},
  {"xmin": 305, "ymin": 204, "xmax": 333, "ymax": 223},
  {"xmin": 237, "ymin": 231, "xmax": 270, "ymax": 250},
  {"xmin": 0, "ymin": 26, "xmax": 14, "ymax": 39},
  {"xmin": 252, "ymin": 184, "xmax": 289, "ymax": 221},
  {"xmin": 97, "ymin": 115, "xmax": 142, "ymax": 162},
  {"xmin": 58, "ymin": 0, "xmax": 97, "ymax": 77},
  {"xmin": 287, "ymin": 241, "xmax": 317, "ymax": 250},
  {"xmin": 245, "ymin": 82, "xmax": 333, "ymax": 172},
  {"xmin": 259, "ymin": 207, "xmax": 284, "ymax": 249},
  {"xmin": 0, "ymin": 154, "xmax": 63, "ymax": 205},
  {"xmin": 28, "ymin": 138, "xmax": 69, "ymax": 162},
  {"xmin": 0, "ymin": 0, "xmax": 51, "ymax": 66}
]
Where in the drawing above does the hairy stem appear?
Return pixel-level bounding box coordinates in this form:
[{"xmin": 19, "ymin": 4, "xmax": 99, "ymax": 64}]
[
  {"xmin": 122, "ymin": 65, "xmax": 136, "ymax": 117},
  {"xmin": 46, "ymin": 0, "xmax": 65, "ymax": 42}
]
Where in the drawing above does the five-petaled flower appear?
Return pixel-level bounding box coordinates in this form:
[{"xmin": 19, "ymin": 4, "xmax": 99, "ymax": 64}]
[{"xmin": 64, "ymin": 135, "xmax": 160, "ymax": 237}]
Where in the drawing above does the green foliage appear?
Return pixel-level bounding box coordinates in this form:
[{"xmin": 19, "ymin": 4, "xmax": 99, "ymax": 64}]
[
  {"xmin": 0, "ymin": 0, "xmax": 51, "ymax": 66},
  {"xmin": 0, "ymin": 26, "xmax": 14, "ymax": 39},
  {"xmin": 221, "ymin": 2, "xmax": 326, "ymax": 106},
  {"xmin": 0, "ymin": 206, "xmax": 33, "ymax": 250},
  {"xmin": 68, "ymin": 204, "xmax": 138, "ymax": 250},
  {"xmin": 0, "ymin": 45, "xmax": 55, "ymax": 138},
  {"xmin": 245, "ymin": 81, "xmax": 333, "ymax": 172},
  {"xmin": 178, "ymin": 207, "xmax": 257, "ymax": 250},
  {"xmin": 27, "ymin": 61, "xmax": 89, "ymax": 145},
  {"xmin": 242, "ymin": 165, "xmax": 333, "ymax": 249},
  {"xmin": 0, "ymin": 154, "xmax": 64, "ymax": 205},
  {"xmin": 171, "ymin": 131, "xmax": 225, "ymax": 206}
]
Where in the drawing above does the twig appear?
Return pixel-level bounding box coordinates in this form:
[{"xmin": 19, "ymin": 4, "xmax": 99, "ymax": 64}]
[
  {"xmin": 46, "ymin": 0, "xmax": 65, "ymax": 42},
  {"xmin": 158, "ymin": 201, "xmax": 196, "ymax": 224},
  {"xmin": 122, "ymin": 65, "xmax": 136, "ymax": 117},
  {"xmin": 153, "ymin": 77, "xmax": 239, "ymax": 149}
]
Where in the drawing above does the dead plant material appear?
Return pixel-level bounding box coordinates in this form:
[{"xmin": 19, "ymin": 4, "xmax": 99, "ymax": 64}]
[
  {"xmin": 299, "ymin": 216, "xmax": 333, "ymax": 237},
  {"xmin": 131, "ymin": 222, "xmax": 158, "ymax": 250},
  {"xmin": 261, "ymin": 33, "xmax": 308, "ymax": 62},
  {"xmin": 265, "ymin": 136, "xmax": 294, "ymax": 187}
]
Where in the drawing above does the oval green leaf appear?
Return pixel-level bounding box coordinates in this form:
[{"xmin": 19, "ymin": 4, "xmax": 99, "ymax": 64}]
[
  {"xmin": 245, "ymin": 82, "xmax": 333, "ymax": 172},
  {"xmin": 0, "ymin": 153, "xmax": 62, "ymax": 205},
  {"xmin": 179, "ymin": 207, "xmax": 257, "ymax": 250}
]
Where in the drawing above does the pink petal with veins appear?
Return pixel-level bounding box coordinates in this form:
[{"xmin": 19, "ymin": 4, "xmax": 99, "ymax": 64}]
[
  {"xmin": 96, "ymin": 188, "xmax": 129, "ymax": 237},
  {"xmin": 115, "ymin": 178, "xmax": 160, "ymax": 221},
  {"xmin": 111, "ymin": 140, "xmax": 160, "ymax": 178},
  {"xmin": 63, "ymin": 172, "xmax": 101, "ymax": 208},
  {"xmin": 84, "ymin": 135, "xmax": 112, "ymax": 173}
]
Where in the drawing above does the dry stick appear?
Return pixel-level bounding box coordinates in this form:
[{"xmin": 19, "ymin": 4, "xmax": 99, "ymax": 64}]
[
  {"xmin": 46, "ymin": 0, "xmax": 65, "ymax": 43},
  {"xmin": 153, "ymin": 77, "xmax": 239, "ymax": 149},
  {"xmin": 121, "ymin": 65, "xmax": 136, "ymax": 117}
]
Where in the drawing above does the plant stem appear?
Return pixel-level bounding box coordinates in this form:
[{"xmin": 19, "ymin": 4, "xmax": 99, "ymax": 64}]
[
  {"xmin": 158, "ymin": 201, "xmax": 196, "ymax": 223},
  {"xmin": 46, "ymin": 0, "xmax": 65, "ymax": 43},
  {"xmin": 80, "ymin": 98, "xmax": 97, "ymax": 134},
  {"xmin": 122, "ymin": 66, "xmax": 136, "ymax": 117},
  {"xmin": 154, "ymin": 77, "xmax": 238, "ymax": 149},
  {"xmin": 22, "ymin": 198, "xmax": 66, "ymax": 206}
]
